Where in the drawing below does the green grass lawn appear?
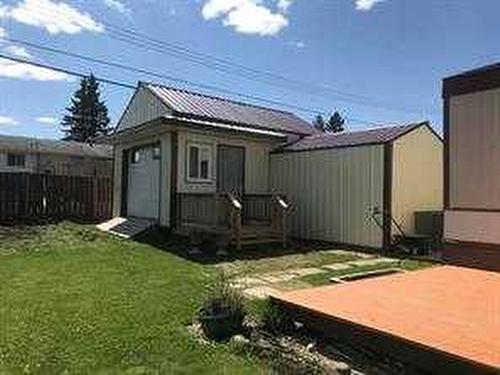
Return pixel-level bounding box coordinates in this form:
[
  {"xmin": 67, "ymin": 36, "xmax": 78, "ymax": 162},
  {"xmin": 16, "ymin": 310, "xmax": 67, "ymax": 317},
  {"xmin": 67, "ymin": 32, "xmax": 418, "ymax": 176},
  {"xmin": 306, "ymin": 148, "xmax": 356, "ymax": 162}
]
[
  {"xmin": 216, "ymin": 247, "xmax": 362, "ymax": 277},
  {"xmin": 0, "ymin": 223, "xmax": 263, "ymax": 374}
]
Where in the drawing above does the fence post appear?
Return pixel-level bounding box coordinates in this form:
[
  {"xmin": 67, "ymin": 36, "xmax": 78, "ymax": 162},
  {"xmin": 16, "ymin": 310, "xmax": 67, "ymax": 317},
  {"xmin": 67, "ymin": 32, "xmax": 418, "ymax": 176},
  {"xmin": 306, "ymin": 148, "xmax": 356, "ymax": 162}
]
[{"xmin": 92, "ymin": 177, "xmax": 99, "ymax": 221}]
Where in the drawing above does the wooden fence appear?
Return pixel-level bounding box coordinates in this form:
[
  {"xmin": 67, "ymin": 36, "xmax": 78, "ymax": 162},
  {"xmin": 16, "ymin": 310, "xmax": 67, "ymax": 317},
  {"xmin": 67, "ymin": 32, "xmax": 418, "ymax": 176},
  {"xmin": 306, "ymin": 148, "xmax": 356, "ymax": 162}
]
[{"xmin": 0, "ymin": 173, "xmax": 112, "ymax": 225}]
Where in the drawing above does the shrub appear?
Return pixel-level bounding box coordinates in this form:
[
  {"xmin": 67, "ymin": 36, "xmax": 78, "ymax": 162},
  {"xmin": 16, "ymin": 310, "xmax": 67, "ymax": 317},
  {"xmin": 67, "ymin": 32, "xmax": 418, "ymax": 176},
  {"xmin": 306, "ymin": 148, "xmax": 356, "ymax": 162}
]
[
  {"xmin": 259, "ymin": 299, "xmax": 294, "ymax": 334},
  {"xmin": 199, "ymin": 272, "xmax": 246, "ymax": 341}
]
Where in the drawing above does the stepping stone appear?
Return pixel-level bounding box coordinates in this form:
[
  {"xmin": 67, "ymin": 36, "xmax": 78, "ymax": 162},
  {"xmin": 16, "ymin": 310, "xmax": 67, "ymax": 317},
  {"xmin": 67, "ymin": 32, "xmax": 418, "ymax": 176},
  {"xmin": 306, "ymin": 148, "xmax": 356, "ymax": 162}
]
[
  {"xmin": 348, "ymin": 257, "xmax": 397, "ymax": 267},
  {"xmin": 243, "ymin": 286, "xmax": 281, "ymax": 299},
  {"xmin": 259, "ymin": 272, "xmax": 297, "ymax": 283},
  {"xmin": 323, "ymin": 263, "xmax": 352, "ymax": 271},
  {"xmin": 232, "ymin": 277, "xmax": 266, "ymax": 288},
  {"xmin": 291, "ymin": 267, "xmax": 326, "ymax": 277}
]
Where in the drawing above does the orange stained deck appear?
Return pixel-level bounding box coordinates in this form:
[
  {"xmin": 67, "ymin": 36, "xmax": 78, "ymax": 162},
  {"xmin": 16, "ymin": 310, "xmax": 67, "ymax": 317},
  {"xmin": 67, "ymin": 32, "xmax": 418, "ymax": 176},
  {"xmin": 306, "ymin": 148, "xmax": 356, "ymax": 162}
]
[{"xmin": 275, "ymin": 266, "xmax": 500, "ymax": 371}]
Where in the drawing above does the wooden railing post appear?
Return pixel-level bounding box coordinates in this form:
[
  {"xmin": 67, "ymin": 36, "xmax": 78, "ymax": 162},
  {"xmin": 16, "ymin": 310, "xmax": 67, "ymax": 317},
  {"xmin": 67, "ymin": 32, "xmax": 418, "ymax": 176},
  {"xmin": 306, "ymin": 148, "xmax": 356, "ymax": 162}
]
[
  {"xmin": 227, "ymin": 193, "xmax": 242, "ymax": 251},
  {"xmin": 274, "ymin": 195, "xmax": 289, "ymax": 249}
]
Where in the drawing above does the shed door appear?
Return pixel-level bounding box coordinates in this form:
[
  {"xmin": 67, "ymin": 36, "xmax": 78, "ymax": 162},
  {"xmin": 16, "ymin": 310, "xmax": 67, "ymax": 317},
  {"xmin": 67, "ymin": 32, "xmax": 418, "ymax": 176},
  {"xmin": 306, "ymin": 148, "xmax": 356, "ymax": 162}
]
[
  {"xmin": 127, "ymin": 144, "xmax": 160, "ymax": 219},
  {"xmin": 217, "ymin": 145, "xmax": 245, "ymax": 195}
]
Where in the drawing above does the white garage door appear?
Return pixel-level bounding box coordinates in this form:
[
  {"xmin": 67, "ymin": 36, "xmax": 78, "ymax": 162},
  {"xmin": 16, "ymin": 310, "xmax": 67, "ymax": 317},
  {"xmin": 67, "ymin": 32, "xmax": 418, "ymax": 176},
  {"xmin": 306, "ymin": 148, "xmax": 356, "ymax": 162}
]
[{"xmin": 127, "ymin": 144, "xmax": 160, "ymax": 220}]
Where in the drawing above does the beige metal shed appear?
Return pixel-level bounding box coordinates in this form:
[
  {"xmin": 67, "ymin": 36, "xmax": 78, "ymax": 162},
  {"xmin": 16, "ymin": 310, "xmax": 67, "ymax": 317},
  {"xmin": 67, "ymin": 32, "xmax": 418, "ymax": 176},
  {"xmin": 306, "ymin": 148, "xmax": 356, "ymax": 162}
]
[{"xmin": 270, "ymin": 122, "xmax": 443, "ymax": 249}]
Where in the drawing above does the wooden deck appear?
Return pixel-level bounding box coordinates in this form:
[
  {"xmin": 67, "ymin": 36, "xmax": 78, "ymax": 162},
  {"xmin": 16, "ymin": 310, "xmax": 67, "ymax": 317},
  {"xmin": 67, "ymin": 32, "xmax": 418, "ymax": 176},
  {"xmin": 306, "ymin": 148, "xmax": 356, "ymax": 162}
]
[
  {"xmin": 175, "ymin": 193, "xmax": 289, "ymax": 249},
  {"xmin": 273, "ymin": 266, "xmax": 500, "ymax": 373}
]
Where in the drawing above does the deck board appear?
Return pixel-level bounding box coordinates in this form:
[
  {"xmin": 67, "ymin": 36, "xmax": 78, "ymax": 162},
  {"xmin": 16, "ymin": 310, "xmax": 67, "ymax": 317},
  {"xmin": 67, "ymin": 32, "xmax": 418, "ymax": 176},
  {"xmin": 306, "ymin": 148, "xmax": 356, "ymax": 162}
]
[{"xmin": 274, "ymin": 266, "xmax": 500, "ymax": 372}]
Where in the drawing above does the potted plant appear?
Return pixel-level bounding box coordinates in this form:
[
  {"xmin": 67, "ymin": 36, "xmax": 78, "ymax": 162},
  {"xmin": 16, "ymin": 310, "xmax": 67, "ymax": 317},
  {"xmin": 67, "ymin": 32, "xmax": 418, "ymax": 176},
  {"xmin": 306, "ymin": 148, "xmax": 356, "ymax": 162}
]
[{"xmin": 199, "ymin": 272, "xmax": 245, "ymax": 341}]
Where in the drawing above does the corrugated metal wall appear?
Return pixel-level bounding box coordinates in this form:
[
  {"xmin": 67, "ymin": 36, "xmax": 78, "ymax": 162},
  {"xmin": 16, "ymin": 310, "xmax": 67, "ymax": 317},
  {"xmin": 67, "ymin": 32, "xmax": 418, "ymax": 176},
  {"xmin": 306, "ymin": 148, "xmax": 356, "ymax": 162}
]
[{"xmin": 270, "ymin": 145, "xmax": 385, "ymax": 248}]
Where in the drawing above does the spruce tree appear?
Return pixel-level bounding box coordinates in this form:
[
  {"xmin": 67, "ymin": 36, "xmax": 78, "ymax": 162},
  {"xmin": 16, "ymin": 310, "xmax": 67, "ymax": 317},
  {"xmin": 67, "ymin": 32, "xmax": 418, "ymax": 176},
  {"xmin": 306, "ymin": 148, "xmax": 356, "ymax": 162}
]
[
  {"xmin": 312, "ymin": 114, "xmax": 326, "ymax": 132},
  {"xmin": 61, "ymin": 74, "xmax": 111, "ymax": 142},
  {"xmin": 325, "ymin": 111, "xmax": 346, "ymax": 133}
]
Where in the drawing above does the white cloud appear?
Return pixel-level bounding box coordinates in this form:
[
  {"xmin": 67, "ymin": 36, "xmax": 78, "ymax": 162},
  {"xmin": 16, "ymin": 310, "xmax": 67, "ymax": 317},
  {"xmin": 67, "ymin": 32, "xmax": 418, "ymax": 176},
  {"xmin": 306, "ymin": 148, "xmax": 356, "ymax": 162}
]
[
  {"xmin": 276, "ymin": 0, "xmax": 292, "ymax": 12},
  {"xmin": 0, "ymin": 57, "xmax": 71, "ymax": 81},
  {"xmin": 0, "ymin": 27, "xmax": 6, "ymax": 38},
  {"xmin": 0, "ymin": 116, "xmax": 18, "ymax": 126},
  {"xmin": 0, "ymin": 0, "xmax": 104, "ymax": 35},
  {"xmin": 202, "ymin": 0, "xmax": 288, "ymax": 36},
  {"xmin": 355, "ymin": 0, "xmax": 385, "ymax": 11},
  {"xmin": 103, "ymin": 0, "xmax": 131, "ymax": 17},
  {"xmin": 36, "ymin": 116, "xmax": 58, "ymax": 125},
  {"xmin": 4, "ymin": 45, "xmax": 32, "ymax": 58}
]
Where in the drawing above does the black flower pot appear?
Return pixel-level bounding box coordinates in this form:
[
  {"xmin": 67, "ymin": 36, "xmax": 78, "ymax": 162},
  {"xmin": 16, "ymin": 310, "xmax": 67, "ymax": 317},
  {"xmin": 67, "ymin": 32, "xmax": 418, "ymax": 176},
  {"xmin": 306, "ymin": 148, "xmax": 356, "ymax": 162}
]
[{"xmin": 199, "ymin": 307, "xmax": 244, "ymax": 341}]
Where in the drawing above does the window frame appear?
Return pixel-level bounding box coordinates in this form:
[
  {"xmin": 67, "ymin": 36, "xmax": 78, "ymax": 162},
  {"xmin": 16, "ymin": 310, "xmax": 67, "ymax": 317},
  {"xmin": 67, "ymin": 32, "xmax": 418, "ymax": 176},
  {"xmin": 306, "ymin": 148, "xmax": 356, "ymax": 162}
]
[
  {"xmin": 186, "ymin": 142, "xmax": 213, "ymax": 183},
  {"xmin": 7, "ymin": 153, "xmax": 26, "ymax": 168}
]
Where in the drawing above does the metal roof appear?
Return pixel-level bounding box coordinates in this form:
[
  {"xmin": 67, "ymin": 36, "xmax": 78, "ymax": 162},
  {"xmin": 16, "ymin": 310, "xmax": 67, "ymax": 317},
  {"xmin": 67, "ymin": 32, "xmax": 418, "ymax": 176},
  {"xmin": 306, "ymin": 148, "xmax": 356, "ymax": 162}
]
[
  {"xmin": 145, "ymin": 83, "xmax": 316, "ymax": 136},
  {"xmin": 281, "ymin": 123, "xmax": 428, "ymax": 152},
  {"xmin": 0, "ymin": 134, "xmax": 112, "ymax": 158}
]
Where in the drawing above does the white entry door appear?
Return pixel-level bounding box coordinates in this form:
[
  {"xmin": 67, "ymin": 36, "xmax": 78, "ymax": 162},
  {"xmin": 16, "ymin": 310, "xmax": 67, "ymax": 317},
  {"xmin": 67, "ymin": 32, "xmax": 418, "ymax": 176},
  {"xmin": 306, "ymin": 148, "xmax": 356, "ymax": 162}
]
[{"xmin": 127, "ymin": 144, "xmax": 160, "ymax": 220}]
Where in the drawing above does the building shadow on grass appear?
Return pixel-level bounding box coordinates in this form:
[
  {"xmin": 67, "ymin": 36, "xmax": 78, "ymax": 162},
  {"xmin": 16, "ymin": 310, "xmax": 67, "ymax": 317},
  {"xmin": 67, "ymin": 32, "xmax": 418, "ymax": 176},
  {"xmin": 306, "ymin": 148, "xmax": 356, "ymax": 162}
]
[{"xmin": 133, "ymin": 227, "xmax": 359, "ymax": 265}]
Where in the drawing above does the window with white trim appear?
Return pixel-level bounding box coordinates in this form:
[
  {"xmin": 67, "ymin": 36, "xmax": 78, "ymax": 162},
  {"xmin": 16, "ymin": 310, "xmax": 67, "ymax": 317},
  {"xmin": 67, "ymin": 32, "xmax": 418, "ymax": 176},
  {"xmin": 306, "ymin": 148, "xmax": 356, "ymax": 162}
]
[{"xmin": 187, "ymin": 143, "xmax": 212, "ymax": 182}]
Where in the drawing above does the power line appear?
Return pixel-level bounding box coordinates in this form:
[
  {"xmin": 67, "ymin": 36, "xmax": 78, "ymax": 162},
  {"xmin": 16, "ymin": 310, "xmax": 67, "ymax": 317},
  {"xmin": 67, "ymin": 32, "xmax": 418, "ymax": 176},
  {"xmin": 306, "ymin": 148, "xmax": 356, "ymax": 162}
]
[
  {"xmin": 0, "ymin": 52, "xmax": 384, "ymax": 128},
  {"xmin": 21, "ymin": 5, "xmax": 431, "ymax": 115},
  {"xmin": 0, "ymin": 52, "xmax": 321, "ymax": 115},
  {"xmin": 0, "ymin": 53, "xmax": 135, "ymax": 89}
]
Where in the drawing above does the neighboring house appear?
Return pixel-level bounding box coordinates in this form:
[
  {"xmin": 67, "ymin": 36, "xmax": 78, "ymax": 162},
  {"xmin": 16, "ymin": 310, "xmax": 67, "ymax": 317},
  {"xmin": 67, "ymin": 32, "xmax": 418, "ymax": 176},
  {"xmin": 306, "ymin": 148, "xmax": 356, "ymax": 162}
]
[
  {"xmin": 270, "ymin": 123, "xmax": 443, "ymax": 249},
  {"xmin": 107, "ymin": 82, "xmax": 442, "ymax": 250},
  {"xmin": 0, "ymin": 135, "xmax": 112, "ymax": 177},
  {"xmin": 442, "ymin": 63, "xmax": 500, "ymax": 271}
]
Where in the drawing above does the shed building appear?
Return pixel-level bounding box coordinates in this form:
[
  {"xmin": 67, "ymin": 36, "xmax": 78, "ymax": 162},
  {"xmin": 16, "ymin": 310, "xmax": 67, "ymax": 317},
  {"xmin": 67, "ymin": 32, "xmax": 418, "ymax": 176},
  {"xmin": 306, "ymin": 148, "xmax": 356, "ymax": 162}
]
[{"xmin": 270, "ymin": 122, "xmax": 443, "ymax": 249}]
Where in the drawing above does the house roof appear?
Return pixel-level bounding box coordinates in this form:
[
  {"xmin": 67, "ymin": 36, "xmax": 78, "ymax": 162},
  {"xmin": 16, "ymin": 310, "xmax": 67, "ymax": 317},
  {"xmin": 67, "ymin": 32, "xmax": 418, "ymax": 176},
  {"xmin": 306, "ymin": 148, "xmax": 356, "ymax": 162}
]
[
  {"xmin": 443, "ymin": 62, "xmax": 500, "ymax": 98},
  {"xmin": 0, "ymin": 135, "xmax": 112, "ymax": 158},
  {"xmin": 281, "ymin": 122, "xmax": 431, "ymax": 152},
  {"xmin": 144, "ymin": 83, "xmax": 316, "ymax": 136}
]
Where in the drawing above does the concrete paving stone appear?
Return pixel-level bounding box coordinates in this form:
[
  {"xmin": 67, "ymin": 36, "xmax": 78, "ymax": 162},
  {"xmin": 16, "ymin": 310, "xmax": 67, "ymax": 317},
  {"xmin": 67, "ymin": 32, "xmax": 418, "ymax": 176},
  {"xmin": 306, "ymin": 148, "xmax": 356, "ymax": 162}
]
[
  {"xmin": 243, "ymin": 286, "xmax": 282, "ymax": 299},
  {"xmin": 259, "ymin": 272, "xmax": 297, "ymax": 284},
  {"xmin": 348, "ymin": 258, "xmax": 397, "ymax": 267},
  {"xmin": 291, "ymin": 267, "xmax": 327, "ymax": 277},
  {"xmin": 322, "ymin": 263, "xmax": 353, "ymax": 271},
  {"xmin": 232, "ymin": 277, "xmax": 267, "ymax": 288}
]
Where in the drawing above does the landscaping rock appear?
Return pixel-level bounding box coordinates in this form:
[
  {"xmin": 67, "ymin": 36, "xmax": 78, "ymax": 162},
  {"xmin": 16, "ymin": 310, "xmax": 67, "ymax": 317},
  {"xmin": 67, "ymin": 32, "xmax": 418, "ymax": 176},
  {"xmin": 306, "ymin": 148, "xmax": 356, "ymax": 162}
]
[
  {"xmin": 231, "ymin": 334, "xmax": 250, "ymax": 345},
  {"xmin": 336, "ymin": 362, "xmax": 351, "ymax": 375}
]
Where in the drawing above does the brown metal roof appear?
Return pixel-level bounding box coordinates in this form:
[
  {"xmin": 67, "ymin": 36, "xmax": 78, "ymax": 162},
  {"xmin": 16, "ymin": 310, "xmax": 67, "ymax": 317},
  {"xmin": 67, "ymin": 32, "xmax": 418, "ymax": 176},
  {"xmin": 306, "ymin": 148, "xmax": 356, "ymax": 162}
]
[
  {"xmin": 281, "ymin": 122, "xmax": 428, "ymax": 152},
  {"xmin": 145, "ymin": 83, "xmax": 316, "ymax": 136},
  {"xmin": 0, "ymin": 134, "xmax": 112, "ymax": 158}
]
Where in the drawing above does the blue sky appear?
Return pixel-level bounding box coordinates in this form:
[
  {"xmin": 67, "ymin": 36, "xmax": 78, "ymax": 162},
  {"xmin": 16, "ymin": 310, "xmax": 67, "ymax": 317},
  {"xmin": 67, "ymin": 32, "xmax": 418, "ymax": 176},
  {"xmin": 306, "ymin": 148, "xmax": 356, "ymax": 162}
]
[{"xmin": 0, "ymin": 0, "xmax": 498, "ymax": 139}]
